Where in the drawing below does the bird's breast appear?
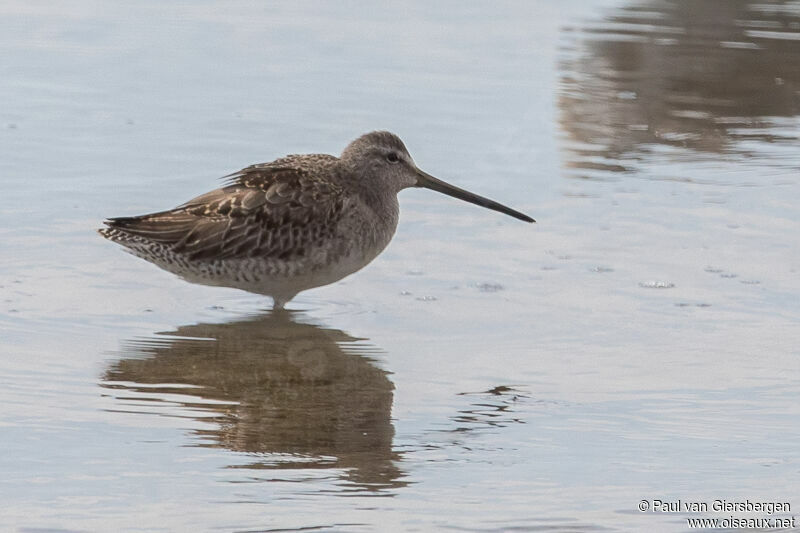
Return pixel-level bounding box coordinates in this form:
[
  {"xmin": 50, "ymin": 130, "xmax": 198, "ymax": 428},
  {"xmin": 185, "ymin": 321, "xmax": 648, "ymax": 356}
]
[{"xmin": 300, "ymin": 195, "xmax": 399, "ymax": 284}]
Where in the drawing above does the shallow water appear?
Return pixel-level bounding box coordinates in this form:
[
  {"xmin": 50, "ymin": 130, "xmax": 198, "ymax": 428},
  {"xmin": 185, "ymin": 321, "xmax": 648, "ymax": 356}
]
[{"xmin": 1, "ymin": 1, "xmax": 799, "ymax": 532}]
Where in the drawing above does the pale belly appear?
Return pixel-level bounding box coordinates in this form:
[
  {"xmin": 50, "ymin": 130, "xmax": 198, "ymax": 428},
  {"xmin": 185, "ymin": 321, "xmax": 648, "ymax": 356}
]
[{"xmin": 123, "ymin": 211, "xmax": 397, "ymax": 302}]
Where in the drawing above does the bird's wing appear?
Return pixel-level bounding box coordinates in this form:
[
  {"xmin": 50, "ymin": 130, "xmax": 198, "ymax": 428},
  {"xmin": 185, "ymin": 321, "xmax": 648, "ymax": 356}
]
[{"xmin": 103, "ymin": 162, "xmax": 347, "ymax": 261}]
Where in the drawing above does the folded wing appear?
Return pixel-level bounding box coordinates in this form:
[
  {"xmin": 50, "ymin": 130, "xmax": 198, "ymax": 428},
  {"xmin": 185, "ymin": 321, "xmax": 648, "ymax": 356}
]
[{"xmin": 103, "ymin": 161, "xmax": 346, "ymax": 261}]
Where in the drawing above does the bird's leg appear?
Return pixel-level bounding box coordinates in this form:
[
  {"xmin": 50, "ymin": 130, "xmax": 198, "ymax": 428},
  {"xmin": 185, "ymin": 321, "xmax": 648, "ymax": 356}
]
[{"xmin": 271, "ymin": 291, "xmax": 297, "ymax": 310}]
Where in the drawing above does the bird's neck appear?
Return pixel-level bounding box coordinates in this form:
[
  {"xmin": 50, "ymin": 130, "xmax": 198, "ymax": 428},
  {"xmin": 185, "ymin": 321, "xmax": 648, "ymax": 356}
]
[
  {"xmin": 359, "ymin": 182, "xmax": 399, "ymax": 226},
  {"xmin": 337, "ymin": 164, "xmax": 399, "ymax": 223}
]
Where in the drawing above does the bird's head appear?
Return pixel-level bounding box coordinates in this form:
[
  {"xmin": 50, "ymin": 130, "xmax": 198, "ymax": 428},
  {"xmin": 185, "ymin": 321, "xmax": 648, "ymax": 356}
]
[{"xmin": 341, "ymin": 131, "xmax": 534, "ymax": 223}]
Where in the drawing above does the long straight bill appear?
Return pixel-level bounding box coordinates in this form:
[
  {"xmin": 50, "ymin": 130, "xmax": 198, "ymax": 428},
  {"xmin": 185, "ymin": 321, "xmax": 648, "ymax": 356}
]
[{"xmin": 415, "ymin": 170, "xmax": 535, "ymax": 223}]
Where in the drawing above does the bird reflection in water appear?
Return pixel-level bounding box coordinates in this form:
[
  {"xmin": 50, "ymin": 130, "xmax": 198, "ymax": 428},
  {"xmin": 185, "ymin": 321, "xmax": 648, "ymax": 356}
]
[
  {"xmin": 102, "ymin": 311, "xmax": 405, "ymax": 493},
  {"xmin": 561, "ymin": 0, "xmax": 800, "ymax": 176}
]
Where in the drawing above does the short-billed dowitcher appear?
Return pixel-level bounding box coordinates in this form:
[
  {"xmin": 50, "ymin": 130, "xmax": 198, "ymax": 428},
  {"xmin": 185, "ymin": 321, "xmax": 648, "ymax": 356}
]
[{"xmin": 100, "ymin": 131, "xmax": 534, "ymax": 308}]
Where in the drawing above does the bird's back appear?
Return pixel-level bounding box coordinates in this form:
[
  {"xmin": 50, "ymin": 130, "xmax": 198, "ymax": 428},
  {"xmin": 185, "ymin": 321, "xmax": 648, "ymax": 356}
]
[{"xmin": 102, "ymin": 155, "xmax": 341, "ymax": 259}]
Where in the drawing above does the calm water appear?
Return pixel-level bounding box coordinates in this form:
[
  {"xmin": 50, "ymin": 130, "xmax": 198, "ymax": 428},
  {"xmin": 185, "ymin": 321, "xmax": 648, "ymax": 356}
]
[{"xmin": 1, "ymin": 1, "xmax": 799, "ymax": 532}]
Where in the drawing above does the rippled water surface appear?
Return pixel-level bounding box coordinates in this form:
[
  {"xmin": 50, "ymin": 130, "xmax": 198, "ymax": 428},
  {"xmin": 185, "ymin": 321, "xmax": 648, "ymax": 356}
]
[{"xmin": 1, "ymin": 1, "xmax": 799, "ymax": 532}]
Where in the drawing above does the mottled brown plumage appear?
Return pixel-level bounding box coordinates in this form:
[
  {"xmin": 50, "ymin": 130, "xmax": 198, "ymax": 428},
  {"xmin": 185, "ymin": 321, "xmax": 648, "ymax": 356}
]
[
  {"xmin": 109, "ymin": 159, "xmax": 344, "ymax": 261},
  {"xmin": 100, "ymin": 131, "xmax": 533, "ymax": 308}
]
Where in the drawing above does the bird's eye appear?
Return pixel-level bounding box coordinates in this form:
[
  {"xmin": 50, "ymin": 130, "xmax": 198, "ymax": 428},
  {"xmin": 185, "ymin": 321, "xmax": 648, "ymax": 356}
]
[{"xmin": 386, "ymin": 152, "xmax": 400, "ymax": 163}]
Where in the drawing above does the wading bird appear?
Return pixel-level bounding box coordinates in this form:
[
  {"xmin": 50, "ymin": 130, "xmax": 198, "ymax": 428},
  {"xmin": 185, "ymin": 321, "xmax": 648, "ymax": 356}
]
[{"xmin": 100, "ymin": 131, "xmax": 534, "ymax": 308}]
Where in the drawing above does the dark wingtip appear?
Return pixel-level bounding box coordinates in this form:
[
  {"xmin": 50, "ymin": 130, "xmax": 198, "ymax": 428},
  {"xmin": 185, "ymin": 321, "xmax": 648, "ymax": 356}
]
[{"xmin": 103, "ymin": 216, "xmax": 140, "ymax": 227}]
